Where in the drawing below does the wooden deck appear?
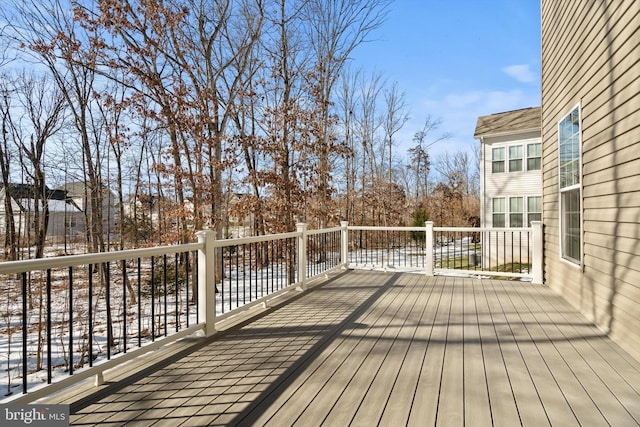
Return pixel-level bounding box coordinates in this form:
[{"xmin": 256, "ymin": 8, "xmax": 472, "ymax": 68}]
[{"xmin": 60, "ymin": 270, "xmax": 640, "ymax": 426}]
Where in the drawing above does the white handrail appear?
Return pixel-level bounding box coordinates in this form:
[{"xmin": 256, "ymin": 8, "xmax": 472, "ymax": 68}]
[{"xmin": 0, "ymin": 243, "xmax": 203, "ymax": 274}]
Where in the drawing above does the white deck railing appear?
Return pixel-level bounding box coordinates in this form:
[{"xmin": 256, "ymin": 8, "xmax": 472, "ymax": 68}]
[{"xmin": 0, "ymin": 221, "xmax": 542, "ymax": 403}]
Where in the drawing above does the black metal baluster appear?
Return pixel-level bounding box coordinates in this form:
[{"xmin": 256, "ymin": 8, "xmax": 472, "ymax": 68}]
[
  {"xmin": 163, "ymin": 254, "xmax": 167, "ymax": 337},
  {"xmin": 106, "ymin": 262, "xmax": 111, "ymax": 360},
  {"xmin": 137, "ymin": 258, "xmax": 142, "ymax": 347},
  {"xmin": 47, "ymin": 269, "xmax": 52, "ymax": 384},
  {"xmin": 195, "ymin": 254, "xmax": 199, "ymax": 324},
  {"xmin": 277, "ymin": 240, "xmax": 281, "ymax": 290},
  {"xmin": 276, "ymin": 241, "xmax": 280, "ymax": 290},
  {"xmin": 89, "ymin": 264, "xmax": 93, "ymax": 366},
  {"xmin": 519, "ymin": 231, "xmax": 523, "ymax": 274},
  {"xmin": 267, "ymin": 243, "xmax": 271, "ymax": 294},
  {"xmin": 527, "ymin": 232, "xmax": 531, "ymax": 274},
  {"xmin": 260, "ymin": 243, "xmax": 264, "ymax": 298},
  {"xmin": 220, "ymin": 250, "xmax": 225, "ymax": 313},
  {"xmin": 235, "ymin": 245, "xmax": 239, "ymax": 309},
  {"xmin": 311, "ymin": 235, "xmax": 316, "ymax": 277},
  {"xmin": 22, "ymin": 272, "xmax": 27, "ymax": 394},
  {"xmin": 175, "ymin": 253, "xmax": 179, "ymax": 332},
  {"xmin": 185, "ymin": 252, "xmax": 190, "ymax": 328},
  {"xmin": 122, "ymin": 260, "xmax": 127, "ymax": 353},
  {"xmin": 151, "ymin": 256, "xmax": 155, "ymax": 341},
  {"xmin": 228, "ymin": 245, "xmax": 232, "ymax": 312},
  {"xmin": 242, "ymin": 244, "xmax": 246, "ymax": 305},
  {"xmin": 439, "ymin": 231, "xmax": 443, "ymax": 268},
  {"xmin": 249, "ymin": 243, "xmax": 254, "ymax": 302},
  {"xmin": 68, "ymin": 267, "xmax": 73, "ymax": 375},
  {"xmin": 496, "ymin": 231, "xmax": 499, "ymax": 272}
]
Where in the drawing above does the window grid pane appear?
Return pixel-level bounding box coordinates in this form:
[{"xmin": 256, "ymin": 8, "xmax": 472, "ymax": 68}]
[
  {"xmin": 562, "ymin": 189, "xmax": 581, "ymax": 262},
  {"xmin": 527, "ymin": 196, "xmax": 542, "ymax": 226},
  {"xmin": 509, "ymin": 197, "xmax": 523, "ymax": 227},
  {"xmin": 559, "ymin": 109, "xmax": 580, "ymax": 189},
  {"xmin": 559, "ymin": 105, "xmax": 582, "ymax": 264},
  {"xmin": 492, "ymin": 147, "xmax": 505, "ymax": 173},
  {"xmin": 527, "ymin": 143, "xmax": 541, "ymax": 171},
  {"xmin": 509, "ymin": 145, "xmax": 523, "ymax": 172},
  {"xmin": 492, "ymin": 198, "xmax": 505, "ymax": 228}
]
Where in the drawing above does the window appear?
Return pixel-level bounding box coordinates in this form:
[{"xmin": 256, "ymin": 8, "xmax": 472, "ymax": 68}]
[
  {"xmin": 492, "ymin": 147, "xmax": 505, "ymax": 173},
  {"xmin": 527, "ymin": 143, "xmax": 541, "ymax": 170},
  {"xmin": 509, "ymin": 197, "xmax": 524, "ymax": 227},
  {"xmin": 559, "ymin": 105, "xmax": 581, "ymax": 264},
  {"xmin": 509, "ymin": 145, "xmax": 523, "ymax": 172},
  {"xmin": 492, "ymin": 198, "xmax": 505, "ymax": 227},
  {"xmin": 527, "ymin": 196, "xmax": 542, "ymax": 226}
]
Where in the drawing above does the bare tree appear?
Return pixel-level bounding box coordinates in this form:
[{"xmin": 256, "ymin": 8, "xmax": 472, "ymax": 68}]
[
  {"xmin": 0, "ymin": 76, "xmax": 18, "ymax": 260},
  {"xmin": 407, "ymin": 116, "xmax": 450, "ymax": 199},
  {"xmin": 382, "ymin": 82, "xmax": 409, "ymax": 184},
  {"xmin": 14, "ymin": 73, "xmax": 66, "ymax": 259},
  {"xmin": 433, "ymin": 150, "xmax": 479, "ymax": 227},
  {"xmin": 11, "ymin": 0, "xmax": 109, "ymax": 255},
  {"xmin": 336, "ymin": 67, "xmax": 359, "ymax": 223},
  {"xmin": 304, "ymin": 0, "xmax": 391, "ymax": 228}
]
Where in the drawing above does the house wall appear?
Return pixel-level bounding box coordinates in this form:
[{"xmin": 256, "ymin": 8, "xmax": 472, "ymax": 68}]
[
  {"xmin": 479, "ymin": 132, "xmax": 541, "ymax": 268},
  {"xmin": 480, "ymin": 131, "xmax": 542, "ymax": 228},
  {"xmin": 541, "ymin": 0, "xmax": 640, "ymax": 361}
]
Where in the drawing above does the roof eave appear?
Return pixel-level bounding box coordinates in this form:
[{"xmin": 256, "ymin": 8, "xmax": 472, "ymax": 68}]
[{"xmin": 474, "ymin": 127, "xmax": 541, "ymax": 141}]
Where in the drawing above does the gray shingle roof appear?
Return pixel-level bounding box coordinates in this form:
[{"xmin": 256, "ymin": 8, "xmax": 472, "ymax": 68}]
[{"xmin": 474, "ymin": 106, "xmax": 541, "ymax": 139}]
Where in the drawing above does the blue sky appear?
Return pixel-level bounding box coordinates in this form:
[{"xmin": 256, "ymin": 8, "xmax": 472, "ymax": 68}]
[{"xmin": 350, "ymin": 0, "xmax": 541, "ymax": 160}]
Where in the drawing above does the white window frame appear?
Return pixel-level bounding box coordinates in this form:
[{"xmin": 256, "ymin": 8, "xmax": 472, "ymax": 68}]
[
  {"xmin": 509, "ymin": 196, "xmax": 524, "ymax": 227},
  {"xmin": 508, "ymin": 145, "xmax": 523, "ymax": 172},
  {"xmin": 527, "ymin": 196, "xmax": 542, "ymax": 226},
  {"xmin": 492, "ymin": 197, "xmax": 505, "ymax": 227},
  {"xmin": 558, "ymin": 104, "xmax": 583, "ymax": 266},
  {"xmin": 526, "ymin": 143, "xmax": 541, "ymax": 171},
  {"xmin": 492, "ymin": 147, "xmax": 505, "ymax": 173}
]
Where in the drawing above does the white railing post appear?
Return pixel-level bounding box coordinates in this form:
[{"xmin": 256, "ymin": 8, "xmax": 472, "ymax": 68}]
[
  {"xmin": 531, "ymin": 221, "xmax": 544, "ymax": 284},
  {"xmin": 297, "ymin": 223, "xmax": 308, "ymax": 290},
  {"xmin": 425, "ymin": 221, "xmax": 434, "ymax": 276},
  {"xmin": 341, "ymin": 221, "xmax": 349, "ymax": 268},
  {"xmin": 197, "ymin": 230, "xmax": 217, "ymax": 336}
]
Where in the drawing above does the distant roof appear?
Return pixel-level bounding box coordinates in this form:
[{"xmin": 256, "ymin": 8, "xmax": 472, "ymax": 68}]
[
  {"xmin": 2, "ymin": 183, "xmax": 68, "ymax": 200},
  {"xmin": 474, "ymin": 106, "xmax": 541, "ymax": 139}
]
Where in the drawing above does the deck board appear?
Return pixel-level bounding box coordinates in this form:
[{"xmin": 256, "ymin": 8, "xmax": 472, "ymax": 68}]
[
  {"xmin": 56, "ymin": 270, "xmax": 640, "ymax": 426},
  {"xmin": 473, "ymin": 278, "xmax": 522, "ymax": 427},
  {"xmin": 463, "ymin": 278, "xmax": 493, "ymax": 427}
]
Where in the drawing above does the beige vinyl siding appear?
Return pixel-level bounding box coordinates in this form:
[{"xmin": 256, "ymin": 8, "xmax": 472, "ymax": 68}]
[{"xmin": 542, "ymin": 0, "xmax": 640, "ymax": 361}]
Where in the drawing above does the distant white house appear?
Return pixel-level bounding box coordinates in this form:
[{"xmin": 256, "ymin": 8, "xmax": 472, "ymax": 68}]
[
  {"xmin": 0, "ymin": 182, "xmax": 117, "ymax": 243},
  {"xmin": 474, "ymin": 106, "xmax": 542, "ymax": 267},
  {"xmin": 0, "ymin": 183, "xmax": 83, "ymax": 239},
  {"xmin": 57, "ymin": 181, "xmax": 118, "ymax": 237}
]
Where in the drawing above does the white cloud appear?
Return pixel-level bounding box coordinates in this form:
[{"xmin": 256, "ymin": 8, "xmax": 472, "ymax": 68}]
[
  {"xmin": 443, "ymin": 89, "xmax": 529, "ymax": 113},
  {"xmin": 502, "ymin": 64, "xmax": 536, "ymax": 83},
  {"xmin": 396, "ymin": 86, "xmax": 540, "ymax": 162}
]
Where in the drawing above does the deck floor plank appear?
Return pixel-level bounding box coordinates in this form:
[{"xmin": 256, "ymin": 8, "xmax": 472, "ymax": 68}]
[
  {"xmin": 281, "ymin": 286, "xmax": 404, "ymax": 424},
  {"xmin": 406, "ymin": 274, "xmax": 451, "ymax": 426},
  {"xmin": 483, "ymin": 279, "xmax": 552, "ymax": 427},
  {"xmin": 344, "ymin": 274, "xmax": 427, "ymax": 425},
  {"xmin": 518, "ymin": 280, "xmax": 640, "ymax": 425},
  {"xmin": 472, "ymin": 276, "xmax": 523, "ymax": 427},
  {"xmin": 243, "ymin": 271, "xmax": 406, "ymax": 426},
  {"xmin": 376, "ymin": 272, "xmax": 442, "ymax": 426},
  {"xmin": 495, "ymin": 280, "xmax": 587, "ymax": 426},
  {"xmin": 462, "ymin": 278, "xmax": 493, "ymax": 427},
  {"xmin": 56, "ymin": 270, "xmax": 640, "ymax": 427},
  {"xmin": 436, "ymin": 276, "xmax": 465, "ymax": 427}
]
